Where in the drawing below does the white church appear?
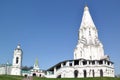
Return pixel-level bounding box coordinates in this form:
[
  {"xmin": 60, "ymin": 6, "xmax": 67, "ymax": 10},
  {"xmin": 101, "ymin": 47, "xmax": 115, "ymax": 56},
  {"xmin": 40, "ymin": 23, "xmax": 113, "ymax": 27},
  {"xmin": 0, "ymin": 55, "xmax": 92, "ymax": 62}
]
[{"xmin": 0, "ymin": 6, "xmax": 115, "ymax": 78}]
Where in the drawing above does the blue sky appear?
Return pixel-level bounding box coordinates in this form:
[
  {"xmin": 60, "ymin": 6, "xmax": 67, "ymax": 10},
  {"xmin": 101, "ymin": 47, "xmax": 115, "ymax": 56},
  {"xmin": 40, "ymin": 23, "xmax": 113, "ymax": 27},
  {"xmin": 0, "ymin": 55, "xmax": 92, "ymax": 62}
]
[{"xmin": 0, "ymin": 0, "xmax": 120, "ymax": 75}]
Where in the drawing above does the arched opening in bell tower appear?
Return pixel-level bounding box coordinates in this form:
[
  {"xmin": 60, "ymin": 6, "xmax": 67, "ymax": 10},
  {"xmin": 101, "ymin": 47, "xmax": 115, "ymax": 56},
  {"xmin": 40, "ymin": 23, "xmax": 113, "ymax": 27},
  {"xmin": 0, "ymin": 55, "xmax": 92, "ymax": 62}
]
[{"xmin": 16, "ymin": 57, "xmax": 19, "ymax": 64}]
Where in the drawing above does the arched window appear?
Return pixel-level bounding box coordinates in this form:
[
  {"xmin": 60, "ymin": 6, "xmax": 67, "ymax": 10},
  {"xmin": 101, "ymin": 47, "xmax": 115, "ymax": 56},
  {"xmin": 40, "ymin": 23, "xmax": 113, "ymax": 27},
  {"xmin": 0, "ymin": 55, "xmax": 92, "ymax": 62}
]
[
  {"xmin": 16, "ymin": 57, "xmax": 19, "ymax": 64},
  {"xmin": 80, "ymin": 51, "xmax": 83, "ymax": 57},
  {"xmin": 83, "ymin": 70, "xmax": 87, "ymax": 78},
  {"xmin": 92, "ymin": 70, "xmax": 95, "ymax": 77},
  {"xmin": 89, "ymin": 28, "xmax": 91, "ymax": 36},
  {"xmin": 100, "ymin": 69, "xmax": 103, "ymax": 77},
  {"xmin": 74, "ymin": 70, "xmax": 79, "ymax": 78}
]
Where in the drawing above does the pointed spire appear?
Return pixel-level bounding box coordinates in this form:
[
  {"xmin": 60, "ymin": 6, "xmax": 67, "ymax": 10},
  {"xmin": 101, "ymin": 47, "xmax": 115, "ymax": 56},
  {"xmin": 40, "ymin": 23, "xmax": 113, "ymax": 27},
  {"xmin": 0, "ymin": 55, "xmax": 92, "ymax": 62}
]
[
  {"xmin": 35, "ymin": 58, "xmax": 39, "ymax": 66},
  {"xmin": 79, "ymin": 5, "xmax": 96, "ymax": 30},
  {"xmin": 33, "ymin": 58, "xmax": 40, "ymax": 70}
]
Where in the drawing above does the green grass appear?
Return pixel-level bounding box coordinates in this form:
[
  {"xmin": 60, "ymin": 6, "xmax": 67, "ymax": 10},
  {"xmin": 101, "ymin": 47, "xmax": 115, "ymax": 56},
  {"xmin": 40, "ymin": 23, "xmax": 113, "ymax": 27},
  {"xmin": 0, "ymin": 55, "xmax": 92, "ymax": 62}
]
[
  {"xmin": 33, "ymin": 77, "xmax": 120, "ymax": 80},
  {"xmin": 0, "ymin": 75, "xmax": 23, "ymax": 80},
  {"xmin": 0, "ymin": 75, "xmax": 120, "ymax": 80}
]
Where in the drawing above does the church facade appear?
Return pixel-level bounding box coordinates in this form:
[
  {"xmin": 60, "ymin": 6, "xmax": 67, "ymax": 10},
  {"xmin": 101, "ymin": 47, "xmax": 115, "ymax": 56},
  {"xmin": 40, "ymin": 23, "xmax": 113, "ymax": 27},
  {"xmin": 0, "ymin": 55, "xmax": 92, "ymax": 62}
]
[
  {"xmin": 0, "ymin": 6, "xmax": 114, "ymax": 78},
  {"xmin": 45, "ymin": 6, "xmax": 115, "ymax": 78}
]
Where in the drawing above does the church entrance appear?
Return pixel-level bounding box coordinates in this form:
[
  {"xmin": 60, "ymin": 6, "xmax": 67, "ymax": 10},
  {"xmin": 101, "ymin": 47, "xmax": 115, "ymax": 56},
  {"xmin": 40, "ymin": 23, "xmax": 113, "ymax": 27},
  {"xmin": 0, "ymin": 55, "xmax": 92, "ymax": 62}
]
[
  {"xmin": 39, "ymin": 74, "xmax": 41, "ymax": 77},
  {"xmin": 100, "ymin": 69, "xmax": 103, "ymax": 77},
  {"xmin": 74, "ymin": 70, "xmax": 78, "ymax": 78},
  {"xmin": 24, "ymin": 74, "xmax": 27, "ymax": 78},
  {"xmin": 33, "ymin": 73, "xmax": 36, "ymax": 77},
  {"xmin": 83, "ymin": 70, "xmax": 87, "ymax": 78},
  {"xmin": 57, "ymin": 75, "xmax": 61, "ymax": 78}
]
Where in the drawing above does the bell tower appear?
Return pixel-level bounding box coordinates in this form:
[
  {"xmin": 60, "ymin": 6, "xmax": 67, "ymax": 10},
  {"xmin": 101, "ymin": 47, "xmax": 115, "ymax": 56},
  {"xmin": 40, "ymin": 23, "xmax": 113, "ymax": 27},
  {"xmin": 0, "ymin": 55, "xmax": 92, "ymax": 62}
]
[{"xmin": 11, "ymin": 44, "xmax": 23, "ymax": 75}]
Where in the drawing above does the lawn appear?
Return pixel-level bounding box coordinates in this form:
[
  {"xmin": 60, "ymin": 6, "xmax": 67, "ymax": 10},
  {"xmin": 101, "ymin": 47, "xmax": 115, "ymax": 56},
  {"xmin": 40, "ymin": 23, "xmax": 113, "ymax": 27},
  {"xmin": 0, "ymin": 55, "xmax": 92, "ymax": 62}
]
[
  {"xmin": 0, "ymin": 75, "xmax": 23, "ymax": 80},
  {"xmin": 0, "ymin": 75, "xmax": 120, "ymax": 80},
  {"xmin": 33, "ymin": 77, "xmax": 120, "ymax": 80}
]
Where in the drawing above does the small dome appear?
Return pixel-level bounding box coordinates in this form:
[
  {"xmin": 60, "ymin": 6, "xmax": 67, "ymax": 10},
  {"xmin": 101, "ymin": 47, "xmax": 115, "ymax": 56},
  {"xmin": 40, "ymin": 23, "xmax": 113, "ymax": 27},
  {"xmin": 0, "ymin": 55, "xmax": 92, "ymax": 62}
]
[
  {"xmin": 84, "ymin": 5, "xmax": 89, "ymax": 11},
  {"xmin": 17, "ymin": 44, "xmax": 21, "ymax": 49}
]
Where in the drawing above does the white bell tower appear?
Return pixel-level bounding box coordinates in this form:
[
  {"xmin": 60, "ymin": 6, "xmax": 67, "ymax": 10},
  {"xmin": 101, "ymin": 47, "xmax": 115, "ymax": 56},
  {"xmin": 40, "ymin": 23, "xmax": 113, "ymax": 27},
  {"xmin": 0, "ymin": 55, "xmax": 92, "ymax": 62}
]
[{"xmin": 11, "ymin": 44, "xmax": 23, "ymax": 75}]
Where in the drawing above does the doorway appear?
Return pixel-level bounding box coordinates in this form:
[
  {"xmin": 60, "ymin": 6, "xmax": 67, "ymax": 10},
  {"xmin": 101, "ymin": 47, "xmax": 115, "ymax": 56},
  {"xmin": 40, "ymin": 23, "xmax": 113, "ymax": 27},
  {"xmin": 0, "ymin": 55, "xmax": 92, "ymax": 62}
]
[
  {"xmin": 100, "ymin": 69, "xmax": 103, "ymax": 77},
  {"xmin": 83, "ymin": 70, "xmax": 87, "ymax": 78},
  {"xmin": 92, "ymin": 70, "xmax": 95, "ymax": 77},
  {"xmin": 33, "ymin": 73, "xmax": 36, "ymax": 77},
  {"xmin": 74, "ymin": 70, "xmax": 78, "ymax": 78},
  {"xmin": 57, "ymin": 75, "xmax": 61, "ymax": 78}
]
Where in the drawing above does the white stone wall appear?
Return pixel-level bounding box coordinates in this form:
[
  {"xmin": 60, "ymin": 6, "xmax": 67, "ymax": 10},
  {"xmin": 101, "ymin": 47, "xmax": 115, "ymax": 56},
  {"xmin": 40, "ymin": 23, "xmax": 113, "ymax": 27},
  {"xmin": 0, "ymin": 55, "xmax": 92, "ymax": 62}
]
[
  {"xmin": 53, "ymin": 65, "xmax": 114, "ymax": 78},
  {"xmin": 0, "ymin": 66, "xmax": 6, "ymax": 75},
  {"xmin": 0, "ymin": 65, "xmax": 12, "ymax": 75},
  {"xmin": 11, "ymin": 67, "xmax": 21, "ymax": 75},
  {"xmin": 46, "ymin": 59, "xmax": 114, "ymax": 78}
]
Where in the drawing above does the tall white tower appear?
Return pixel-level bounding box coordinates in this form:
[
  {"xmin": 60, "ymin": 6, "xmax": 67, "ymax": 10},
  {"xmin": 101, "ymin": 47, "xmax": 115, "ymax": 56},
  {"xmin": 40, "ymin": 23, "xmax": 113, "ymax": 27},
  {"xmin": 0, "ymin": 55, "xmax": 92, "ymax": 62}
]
[
  {"xmin": 74, "ymin": 6, "xmax": 108, "ymax": 60},
  {"xmin": 11, "ymin": 44, "xmax": 23, "ymax": 75}
]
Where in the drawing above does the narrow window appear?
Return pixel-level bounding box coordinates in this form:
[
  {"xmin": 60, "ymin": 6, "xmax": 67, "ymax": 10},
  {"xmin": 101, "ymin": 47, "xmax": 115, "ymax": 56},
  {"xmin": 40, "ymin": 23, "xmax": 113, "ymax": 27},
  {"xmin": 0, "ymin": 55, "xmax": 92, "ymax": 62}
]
[
  {"xmin": 92, "ymin": 70, "xmax": 95, "ymax": 77},
  {"xmin": 92, "ymin": 61, "xmax": 95, "ymax": 65},
  {"xmin": 16, "ymin": 57, "xmax": 19, "ymax": 64},
  {"xmin": 74, "ymin": 60, "xmax": 79, "ymax": 65},
  {"xmin": 89, "ymin": 28, "xmax": 91, "ymax": 36},
  {"xmin": 83, "ymin": 61, "xmax": 87, "ymax": 65},
  {"xmin": 80, "ymin": 51, "xmax": 82, "ymax": 57},
  {"xmin": 99, "ymin": 60, "xmax": 103, "ymax": 65}
]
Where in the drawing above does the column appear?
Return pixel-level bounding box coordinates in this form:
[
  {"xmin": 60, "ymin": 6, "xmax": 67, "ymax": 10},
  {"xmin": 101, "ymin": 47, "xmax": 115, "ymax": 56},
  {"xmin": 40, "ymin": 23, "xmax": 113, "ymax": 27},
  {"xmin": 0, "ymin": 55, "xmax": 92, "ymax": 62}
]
[
  {"xmin": 106, "ymin": 61, "xmax": 108, "ymax": 65},
  {"xmin": 66, "ymin": 61, "xmax": 69, "ymax": 66},
  {"xmin": 68, "ymin": 61, "xmax": 70, "ymax": 66},
  {"xmin": 72, "ymin": 61, "xmax": 74, "ymax": 66},
  {"xmin": 61, "ymin": 63, "xmax": 63, "ymax": 67},
  {"xmin": 79, "ymin": 60, "xmax": 81, "ymax": 65},
  {"xmin": 87, "ymin": 61, "xmax": 89, "ymax": 65},
  {"xmin": 95, "ymin": 61, "xmax": 97, "ymax": 65},
  {"xmin": 103, "ymin": 60, "xmax": 105, "ymax": 65},
  {"xmin": 81, "ymin": 60, "xmax": 83, "ymax": 66},
  {"xmin": 54, "ymin": 67, "xmax": 56, "ymax": 74}
]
